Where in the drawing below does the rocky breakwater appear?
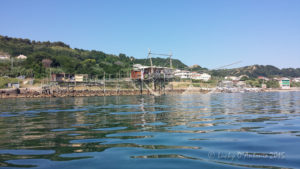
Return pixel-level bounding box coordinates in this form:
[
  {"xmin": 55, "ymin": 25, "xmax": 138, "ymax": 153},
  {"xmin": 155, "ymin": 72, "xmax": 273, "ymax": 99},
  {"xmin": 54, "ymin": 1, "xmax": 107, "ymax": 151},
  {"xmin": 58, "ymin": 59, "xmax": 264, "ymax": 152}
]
[{"xmin": 0, "ymin": 87, "xmax": 198, "ymax": 98}]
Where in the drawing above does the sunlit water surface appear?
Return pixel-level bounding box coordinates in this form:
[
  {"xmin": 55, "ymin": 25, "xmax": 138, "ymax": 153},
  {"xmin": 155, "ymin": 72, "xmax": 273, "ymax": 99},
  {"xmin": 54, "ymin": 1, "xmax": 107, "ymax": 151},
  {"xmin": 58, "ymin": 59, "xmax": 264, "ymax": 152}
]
[{"xmin": 1, "ymin": 92, "xmax": 300, "ymax": 169}]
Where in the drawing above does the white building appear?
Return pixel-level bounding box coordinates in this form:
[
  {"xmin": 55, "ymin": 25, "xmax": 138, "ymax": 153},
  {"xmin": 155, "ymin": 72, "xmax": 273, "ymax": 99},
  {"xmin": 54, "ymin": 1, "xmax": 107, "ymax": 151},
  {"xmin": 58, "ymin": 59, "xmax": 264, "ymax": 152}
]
[
  {"xmin": 192, "ymin": 73, "xmax": 211, "ymax": 81},
  {"xmin": 279, "ymin": 78, "xmax": 290, "ymax": 89},
  {"xmin": 174, "ymin": 70, "xmax": 191, "ymax": 79},
  {"xmin": 225, "ymin": 76, "xmax": 239, "ymax": 81},
  {"xmin": 0, "ymin": 54, "xmax": 10, "ymax": 60},
  {"xmin": 75, "ymin": 74, "xmax": 88, "ymax": 82},
  {"xmin": 293, "ymin": 78, "xmax": 300, "ymax": 82},
  {"xmin": 16, "ymin": 54, "xmax": 27, "ymax": 59},
  {"xmin": 174, "ymin": 70, "xmax": 211, "ymax": 81}
]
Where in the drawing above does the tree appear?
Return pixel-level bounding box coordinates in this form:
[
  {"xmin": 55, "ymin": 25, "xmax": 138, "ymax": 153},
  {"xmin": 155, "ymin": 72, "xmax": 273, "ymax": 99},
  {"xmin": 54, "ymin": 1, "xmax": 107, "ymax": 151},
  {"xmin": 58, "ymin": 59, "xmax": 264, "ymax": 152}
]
[
  {"xmin": 42, "ymin": 59, "xmax": 52, "ymax": 68},
  {"xmin": 240, "ymin": 76, "xmax": 249, "ymax": 81}
]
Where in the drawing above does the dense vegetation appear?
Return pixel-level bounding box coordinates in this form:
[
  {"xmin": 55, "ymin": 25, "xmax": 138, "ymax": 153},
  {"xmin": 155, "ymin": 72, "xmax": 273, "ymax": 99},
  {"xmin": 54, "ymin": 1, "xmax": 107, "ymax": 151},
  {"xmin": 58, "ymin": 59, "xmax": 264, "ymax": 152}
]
[
  {"xmin": 188, "ymin": 64, "xmax": 208, "ymax": 72},
  {"xmin": 0, "ymin": 35, "xmax": 137, "ymax": 78},
  {"xmin": 0, "ymin": 35, "xmax": 299, "ymax": 79},
  {"xmin": 0, "ymin": 35, "xmax": 189, "ymax": 78},
  {"xmin": 0, "ymin": 77, "xmax": 18, "ymax": 88},
  {"xmin": 242, "ymin": 78, "xmax": 280, "ymax": 88},
  {"xmin": 211, "ymin": 65, "xmax": 300, "ymax": 78},
  {"xmin": 291, "ymin": 82, "xmax": 300, "ymax": 87}
]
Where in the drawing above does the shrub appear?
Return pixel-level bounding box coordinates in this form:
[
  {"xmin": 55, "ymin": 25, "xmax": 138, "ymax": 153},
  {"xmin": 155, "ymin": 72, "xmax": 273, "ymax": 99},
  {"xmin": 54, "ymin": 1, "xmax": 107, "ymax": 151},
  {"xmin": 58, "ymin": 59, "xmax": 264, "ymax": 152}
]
[{"xmin": 0, "ymin": 77, "xmax": 19, "ymax": 88}]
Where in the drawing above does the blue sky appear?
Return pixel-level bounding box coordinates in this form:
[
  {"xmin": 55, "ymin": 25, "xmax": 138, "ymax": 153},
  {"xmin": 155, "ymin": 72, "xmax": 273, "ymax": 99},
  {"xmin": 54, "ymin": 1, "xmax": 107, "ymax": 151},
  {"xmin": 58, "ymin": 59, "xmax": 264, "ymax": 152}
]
[{"xmin": 0, "ymin": 0, "xmax": 299, "ymax": 69}]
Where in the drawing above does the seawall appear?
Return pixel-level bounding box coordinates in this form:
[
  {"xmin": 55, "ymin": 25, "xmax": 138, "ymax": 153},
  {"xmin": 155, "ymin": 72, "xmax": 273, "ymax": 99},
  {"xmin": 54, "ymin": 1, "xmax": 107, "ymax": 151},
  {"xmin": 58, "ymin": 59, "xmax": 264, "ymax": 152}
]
[{"xmin": 0, "ymin": 88, "xmax": 205, "ymax": 99}]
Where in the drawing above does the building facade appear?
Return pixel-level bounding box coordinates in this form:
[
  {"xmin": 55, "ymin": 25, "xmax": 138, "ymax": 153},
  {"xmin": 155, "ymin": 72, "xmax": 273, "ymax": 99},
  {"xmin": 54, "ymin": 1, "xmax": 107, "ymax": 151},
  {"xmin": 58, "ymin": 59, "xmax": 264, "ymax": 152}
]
[{"xmin": 279, "ymin": 78, "xmax": 290, "ymax": 89}]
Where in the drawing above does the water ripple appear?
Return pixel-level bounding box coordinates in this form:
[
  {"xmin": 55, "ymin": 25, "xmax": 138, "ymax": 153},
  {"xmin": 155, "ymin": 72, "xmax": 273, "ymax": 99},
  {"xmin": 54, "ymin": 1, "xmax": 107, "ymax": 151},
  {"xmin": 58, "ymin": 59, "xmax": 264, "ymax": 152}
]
[{"xmin": 1, "ymin": 92, "xmax": 300, "ymax": 168}]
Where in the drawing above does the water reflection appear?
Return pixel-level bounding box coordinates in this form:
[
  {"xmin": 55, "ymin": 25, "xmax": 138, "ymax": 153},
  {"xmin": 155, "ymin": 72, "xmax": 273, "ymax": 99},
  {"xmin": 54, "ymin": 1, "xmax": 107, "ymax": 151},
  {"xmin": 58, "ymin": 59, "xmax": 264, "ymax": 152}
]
[{"xmin": 1, "ymin": 92, "xmax": 300, "ymax": 169}]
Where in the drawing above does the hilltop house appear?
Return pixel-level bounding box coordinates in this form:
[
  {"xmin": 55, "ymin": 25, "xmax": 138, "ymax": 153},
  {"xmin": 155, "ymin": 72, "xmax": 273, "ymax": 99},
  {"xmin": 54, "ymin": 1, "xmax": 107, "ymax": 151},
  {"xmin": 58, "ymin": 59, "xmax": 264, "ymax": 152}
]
[
  {"xmin": 16, "ymin": 54, "xmax": 27, "ymax": 59},
  {"xmin": 225, "ymin": 76, "xmax": 239, "ymax": 81},
  {"xmin": 0, "ymin": 53, "xmax": 10, "ymax": 60}
]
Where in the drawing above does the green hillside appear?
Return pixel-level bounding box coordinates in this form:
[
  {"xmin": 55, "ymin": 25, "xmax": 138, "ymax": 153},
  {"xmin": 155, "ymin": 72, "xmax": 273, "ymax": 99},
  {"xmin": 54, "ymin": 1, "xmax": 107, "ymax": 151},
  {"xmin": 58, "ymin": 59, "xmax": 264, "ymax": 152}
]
[
  {"xmin": 0, "ymin": 35, "xmax": 299, "ymax": 79},
  {"xmin": 0, "ymin": 35, "xmax": 188, "ymax": 78},
  {"xmin": 0, "ymin": 35, "xmax": 134, "ymax": 78},
  {"xmin": 188, "ymin": 64, "xmax": 208, "ymax": 72},
  {"xmin": 211, "ymin": 65, "xmax": 300, "ymax": 78}
]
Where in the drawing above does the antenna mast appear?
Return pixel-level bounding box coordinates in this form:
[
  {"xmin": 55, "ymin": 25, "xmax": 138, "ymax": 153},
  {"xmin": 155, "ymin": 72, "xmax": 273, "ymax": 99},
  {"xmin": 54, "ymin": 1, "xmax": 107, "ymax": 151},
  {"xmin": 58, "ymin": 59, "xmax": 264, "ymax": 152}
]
[
  {"xmin": 148, "ymin": 49, "xmax": 173, "ymax": 69},
  {"xmin": 148, "ymin": 49, "xmax": 153, "ymax": 74}
]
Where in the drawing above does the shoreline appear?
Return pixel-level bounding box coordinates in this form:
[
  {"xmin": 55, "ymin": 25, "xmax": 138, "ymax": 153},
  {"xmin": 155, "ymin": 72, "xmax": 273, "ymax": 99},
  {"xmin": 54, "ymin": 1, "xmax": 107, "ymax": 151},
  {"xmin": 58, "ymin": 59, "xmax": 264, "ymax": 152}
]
[
  {"xmin": 0, "ymin": 87, "xmax": 299, "ymax": 99},
  {"xmin": 0, "ymin": 88, "xmax": 207, "ymax": 99}
]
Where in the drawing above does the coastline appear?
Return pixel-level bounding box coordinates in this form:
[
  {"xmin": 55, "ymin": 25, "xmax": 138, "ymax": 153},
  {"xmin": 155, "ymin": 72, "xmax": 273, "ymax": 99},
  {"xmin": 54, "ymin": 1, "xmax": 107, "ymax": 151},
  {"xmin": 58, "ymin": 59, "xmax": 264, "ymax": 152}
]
[
  {"xmin": 0, "ymin": 87, "xmax": 206, "ymax": 99},
  {"xmin": 0, "ymin": 87, "xmax": 300, "ymax": 99},
  {"xmin": 264, "ymin": 88, "xmax": 300, "ymax": 92}
]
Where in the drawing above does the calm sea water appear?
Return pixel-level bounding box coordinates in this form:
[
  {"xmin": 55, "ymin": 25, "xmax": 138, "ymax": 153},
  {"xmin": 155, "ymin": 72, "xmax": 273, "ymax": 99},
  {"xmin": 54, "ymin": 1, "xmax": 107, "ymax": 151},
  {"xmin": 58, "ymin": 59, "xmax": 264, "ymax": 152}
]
[{"xmin": 0, "ymin": 92, "xmax": 300, "ymax": 169}]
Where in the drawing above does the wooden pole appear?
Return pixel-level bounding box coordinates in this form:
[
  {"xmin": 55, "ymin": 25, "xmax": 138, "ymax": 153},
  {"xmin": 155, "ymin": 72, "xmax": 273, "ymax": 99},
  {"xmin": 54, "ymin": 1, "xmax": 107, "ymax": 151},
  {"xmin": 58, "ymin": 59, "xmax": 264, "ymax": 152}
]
[
  {"xmin": 49, "ymin": 68, "xmax": 51, "ymax": 85},
  {"xmin": 160, "ymin": 79, "xmax": 162, "ymax": 94},
  {"xmin": 140, "ymin": 79, "xmax": 143, "ymax": 95},
  {"xmin": 164, "ymin": 73, "xmax": 166, "ymax": 95},
  {"xmin": 117, "ymin": 71, "xmax": 120, "ymax": 94},
  {"xmin": 103, "ymin": 72, "xmax": 106, "ymax": 94}
]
